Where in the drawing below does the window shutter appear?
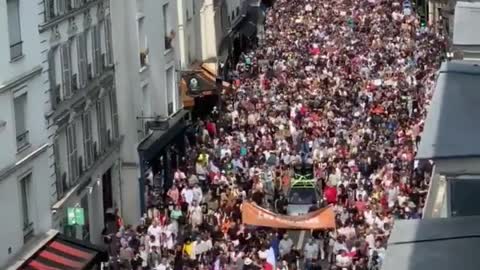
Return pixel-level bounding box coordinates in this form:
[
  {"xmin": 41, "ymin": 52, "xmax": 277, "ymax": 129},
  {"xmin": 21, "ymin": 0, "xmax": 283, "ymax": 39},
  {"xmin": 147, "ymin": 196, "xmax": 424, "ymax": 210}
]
[
  {"xmin": 77, "ymin": 33, "xmax": 87, "ymax": 88},
  {"xmin": 61, "ymin": 44, "xmax": 72, "ymax": 98},
  {"xmin": 96, "ymin": 101, "xmax": 103, "ymax": 151},
  {"xmin": 95, "ymin": 26, "xmax": 102, "ymax": 74},
  {"xmin": 105, "ymin": 17, "xmax": 113, "ymax": 65},
  {"xmin": 82, "ymin": 112, "xmax": 93, "ymax": 167},
  {"xmin": 67, "ymin": 125, "xmax": 74, "ymax": 182},
  {"xmin": 57, "ymin": 0, "xmax": 66, "ymax": 15},
  {"xmin": 91, "ymin": 26, "xmax": 97, "ymax": 76}
]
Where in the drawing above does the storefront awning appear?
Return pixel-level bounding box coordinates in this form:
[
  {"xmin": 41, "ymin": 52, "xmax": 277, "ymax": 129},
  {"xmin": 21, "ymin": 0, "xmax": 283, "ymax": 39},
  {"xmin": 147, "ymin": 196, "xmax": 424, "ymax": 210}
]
[
  {"xmin": 181, "ymin": 66, "xmax": 218, "ymax": 96},
  {"xmin": 11, "ymin": 231, "xmax": 107, "ymax": 270},
  {"xmin": 137, "ymin": 109, "xmax": 189, "ymax": 162},
  {"xmin": 180, "ymin": 64, "xmax": 227, "ymax": 108}
]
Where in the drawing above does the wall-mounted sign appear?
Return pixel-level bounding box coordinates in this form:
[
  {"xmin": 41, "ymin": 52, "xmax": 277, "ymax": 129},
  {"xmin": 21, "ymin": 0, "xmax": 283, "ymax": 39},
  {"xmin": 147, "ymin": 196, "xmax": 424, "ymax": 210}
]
[
  {"xmin": 189, "ymin": 77, "xmax": 200, "ymax": 92},
  {"xmin": 67, "ymin": 207, "xmax": 85, "ymax": 226}
]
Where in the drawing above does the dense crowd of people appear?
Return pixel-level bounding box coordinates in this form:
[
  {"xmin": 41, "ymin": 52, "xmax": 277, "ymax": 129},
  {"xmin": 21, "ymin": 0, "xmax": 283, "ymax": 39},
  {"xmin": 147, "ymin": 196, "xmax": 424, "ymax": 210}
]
[{"xmin": 105, "ymin": 0, "xmax": 446, "ymax": 269}]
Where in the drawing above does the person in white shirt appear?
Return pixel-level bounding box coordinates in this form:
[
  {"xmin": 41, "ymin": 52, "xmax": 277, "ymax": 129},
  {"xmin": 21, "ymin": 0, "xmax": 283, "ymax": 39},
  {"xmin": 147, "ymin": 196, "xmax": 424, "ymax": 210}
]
[
  {"xmin": 192, "ymin": 184, "xmax": 203, "ymax": 203},
  {"xmin": 188, "ymin": 201, "xmax": 203, "ymax": 228},
  {"xmin": 181, "ymin": 186, "xmax": 194, "ymax": 206},
  {"xmin": 336, "ymin": 250, "xmax": 353, "ymax": 269},
  {"xmin": 148, "ymin": 221, "xmax": 162, "ymax": 239}
]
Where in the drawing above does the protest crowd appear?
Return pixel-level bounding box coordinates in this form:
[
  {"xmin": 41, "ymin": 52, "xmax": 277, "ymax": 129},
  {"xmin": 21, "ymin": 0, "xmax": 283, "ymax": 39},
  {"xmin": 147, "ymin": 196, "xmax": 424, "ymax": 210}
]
[{"xmin": 104, "ymin": 0, "xmax": 446, "ymax": 269}]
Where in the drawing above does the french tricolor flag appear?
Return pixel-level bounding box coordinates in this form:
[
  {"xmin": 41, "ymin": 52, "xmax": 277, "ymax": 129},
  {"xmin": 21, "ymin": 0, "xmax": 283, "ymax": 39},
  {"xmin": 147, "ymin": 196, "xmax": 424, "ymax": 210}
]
[{"xmin": 265, "ymin": 247, "xmax": 276, "ymax": 269}]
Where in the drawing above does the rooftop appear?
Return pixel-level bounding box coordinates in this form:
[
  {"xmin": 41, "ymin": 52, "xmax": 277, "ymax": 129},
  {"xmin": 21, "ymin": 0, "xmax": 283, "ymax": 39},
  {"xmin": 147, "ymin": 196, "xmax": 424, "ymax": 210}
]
[
  {"xmin": 453, "ymin": 2, "xmax": 480, "ymax": 46},
  {"xmin": 416, "ymin": 61, "xmax": 480, "ymax": 159},
  {"xmin": 383, "ymin": 216, "xmax": 480, "ymax": 270}
]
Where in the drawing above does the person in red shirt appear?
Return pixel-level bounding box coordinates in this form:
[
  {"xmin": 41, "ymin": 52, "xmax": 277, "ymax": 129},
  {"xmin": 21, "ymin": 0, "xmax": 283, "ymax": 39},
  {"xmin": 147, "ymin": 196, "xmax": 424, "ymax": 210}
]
[
  {"xmin": 206, "ymin": 120, "xmax": 216, "ymax": 138},
  {"xmin": 263, "ymin": 262, "xmax": 274, "ymax": 270},
  {"xmin": 324, "ymin": 184, "xmax": 338, "ymax": 205}
]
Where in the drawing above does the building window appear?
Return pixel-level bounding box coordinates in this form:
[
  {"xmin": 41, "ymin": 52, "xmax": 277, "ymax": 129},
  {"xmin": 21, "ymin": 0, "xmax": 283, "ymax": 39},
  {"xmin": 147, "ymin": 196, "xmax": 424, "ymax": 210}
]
[
  {"xmin": 7, "ymin": 0, "xmax": 23, "ymax": 60},
  {"xmin": 231, "ymin": 11, "xmax": 235, "ymax": 20},
  {"xmin": 45, "ymin": 0, "xmax": 56, "ymax": 21},
  {"xmin": 96, "ymin": 99, "xmax": 107, "ymax": 152},
  {"xmin": 82, "ymin": 112, "xmax": 93, "ymax": 168},
  {"xmin": 109, "ymin": 91, "xmax": 119, "ymax": 139},
  {"xmin": 104, "ymin": 16, "xmax": 114, "ymax": 66},
  {"xmin": 192, "ymin": 0, "xmax": 195, "ymax": 15},
  {"xmin": 80, "ymin": 194, "xmax": 90, "ymax": 240},
  {"xmin": 57, "ymin": 0, "xmax": 66, "ymax": 15},
  {"xmin": 236, "ymin": 6, "xmax": 240, "ymax": 17},
  {"xmin": 14, "ymin": 93, "xmax": 29, "ymax": 151},
  {"xmin": 166, "ymin": 67, "xmax": 174, "ymax": 115},
  {"xmin": 91, "ymin": 25, "xmax": 103, "ymax": 76},
  {"xmin": 138, "ymin": 17, "xmax": 149, "ymax": 67},
  {"xmin": 74, "ymin": 0, "xmax": 86, "ymax": 9},
  {"xmin": 163, "ymin": 3, "xmax": 172, "ymax": 50},
  {"xmin": 77, "ymin": 32, "xmax": 88, "ymax": 88},
  {"xmin": 61, "ymin": 42, "xmax": 73, "ymax": 99},
  {"xmin": 20, "ymin": 173, "xmax": 34, "ymax": 242},
  {"xmin": 67, "ymin": 123, "xmax": 79, "ymax": 183},
  {"xmin": 53, "ymin": 139, "xmax": 67, "ymax": 200}
]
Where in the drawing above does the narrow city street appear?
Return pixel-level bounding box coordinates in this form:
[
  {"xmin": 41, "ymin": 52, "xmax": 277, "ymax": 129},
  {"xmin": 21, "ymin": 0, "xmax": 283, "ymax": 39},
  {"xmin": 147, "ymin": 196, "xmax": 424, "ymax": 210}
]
[{"xmin": 2, "ymin": 0, "xmax": 467, "ymax": 269}]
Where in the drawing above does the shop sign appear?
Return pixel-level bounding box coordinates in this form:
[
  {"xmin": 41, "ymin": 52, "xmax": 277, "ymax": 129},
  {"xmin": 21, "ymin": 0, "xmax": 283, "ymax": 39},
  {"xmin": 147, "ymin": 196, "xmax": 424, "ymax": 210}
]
[
  {"xmin": 189, "ymin": 77, "xmax": 200, "ymax": 92},
  {"xmin": 67, "ymin": 207, "xmax": 85, "ymax": 226}
]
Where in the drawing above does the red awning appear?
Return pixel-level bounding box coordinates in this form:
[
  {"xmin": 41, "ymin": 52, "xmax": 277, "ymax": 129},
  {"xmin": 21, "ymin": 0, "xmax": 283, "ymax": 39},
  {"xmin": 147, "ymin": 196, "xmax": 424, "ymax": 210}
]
[{"xmin": 19, "ymin": 235, "xmax": 105, "ymax": 270}]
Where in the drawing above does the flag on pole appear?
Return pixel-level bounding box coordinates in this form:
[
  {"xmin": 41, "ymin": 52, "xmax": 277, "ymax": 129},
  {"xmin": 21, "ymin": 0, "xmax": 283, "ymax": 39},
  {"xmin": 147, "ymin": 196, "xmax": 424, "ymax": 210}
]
[{"xmin": 266, "ymin": 247, "xmax": 276, "ymax": 269}]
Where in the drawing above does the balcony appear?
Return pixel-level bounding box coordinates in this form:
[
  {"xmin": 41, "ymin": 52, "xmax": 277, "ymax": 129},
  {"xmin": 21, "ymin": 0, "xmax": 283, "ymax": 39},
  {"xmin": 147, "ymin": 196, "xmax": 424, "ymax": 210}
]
[
  {"xmin": 46, "ymin": 67, "xmax": 114, "ymax": 119},
  {"xmin": 16, "ymin": 130, "xmax": 30, "ymax": 152},
  {"xmin": 23, "ymin": 222, "xmax": 34, "ymax": 242}
]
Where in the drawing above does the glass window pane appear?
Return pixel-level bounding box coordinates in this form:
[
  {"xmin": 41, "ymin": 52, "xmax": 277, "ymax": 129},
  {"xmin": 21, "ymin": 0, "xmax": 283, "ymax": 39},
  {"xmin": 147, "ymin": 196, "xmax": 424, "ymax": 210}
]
[{"xmin": 450, "ymin": 179, "xmax": 480, "ymax": 217}]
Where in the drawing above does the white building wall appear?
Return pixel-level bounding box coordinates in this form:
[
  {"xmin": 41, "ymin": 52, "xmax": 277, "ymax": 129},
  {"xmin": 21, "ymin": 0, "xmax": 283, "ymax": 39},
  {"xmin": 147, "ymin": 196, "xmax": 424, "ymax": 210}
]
[
  {"xmin": 200, "ymin": 0, "xmax": 219, "ymax": 61},
  {"xmin": 0, "ymin": 0, "xmax": 51, "ymax": 267},
  {"xmin": 37, "ymin": 0, "xmax": 121, "ymax": 246},
  {"xmin": 111, "ymin": 0, "xmax": 182, "ymax": 225}
]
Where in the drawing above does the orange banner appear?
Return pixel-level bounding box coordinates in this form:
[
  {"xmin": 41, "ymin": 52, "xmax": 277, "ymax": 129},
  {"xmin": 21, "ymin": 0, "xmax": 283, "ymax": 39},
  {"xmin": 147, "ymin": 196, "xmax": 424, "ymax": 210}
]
[{"xmin": 241, "ymin": 202, "xmax": 336, "ymax": 229}]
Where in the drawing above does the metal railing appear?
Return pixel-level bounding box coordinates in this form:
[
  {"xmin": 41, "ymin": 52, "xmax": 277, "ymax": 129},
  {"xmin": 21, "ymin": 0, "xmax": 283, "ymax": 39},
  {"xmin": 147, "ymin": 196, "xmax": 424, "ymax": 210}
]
[
  {"xmin": 16, "ymin": 130, "xmax": 30, "ymax": 150},
  {"xmin": 23, "ymin": 222, "xmax": 34, "ymax": 242},
  {"xmin": 10, "ymin": 41, "xmax": 23, "ymax": 60}
]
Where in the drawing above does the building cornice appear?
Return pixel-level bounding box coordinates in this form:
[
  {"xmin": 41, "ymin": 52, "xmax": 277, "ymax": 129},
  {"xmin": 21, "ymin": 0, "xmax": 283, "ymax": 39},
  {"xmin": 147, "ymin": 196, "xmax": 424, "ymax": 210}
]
[
  {"xmin": 38, "ymin": 0, "xmax": 102, "ymax": 33},
  {"xmin": 0, "ymin": 143, "xmax": 50, "ymax": 182},
  {"xmin": 0, "ymin": 66, "xmax": 43, "ymax": 94}
]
